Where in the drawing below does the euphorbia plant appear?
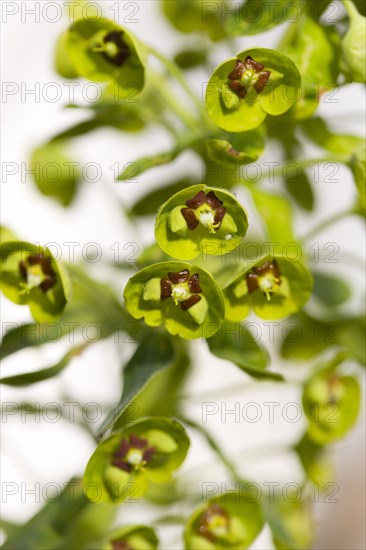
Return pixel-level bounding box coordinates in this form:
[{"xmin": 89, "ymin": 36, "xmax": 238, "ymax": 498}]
[{"xmin": 1, "ymin": 1, "xmax": 365, "ymax": 549}]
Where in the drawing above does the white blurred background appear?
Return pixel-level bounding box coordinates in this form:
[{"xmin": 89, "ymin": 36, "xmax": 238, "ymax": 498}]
[{"xmin": 1, "ymin": 1, "xmax": 365, "ymax": 548}]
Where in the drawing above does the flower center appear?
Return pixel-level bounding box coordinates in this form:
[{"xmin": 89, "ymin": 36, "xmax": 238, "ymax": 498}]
[
  {"xmin": 161, "ymin": 270, "xmax": 203, "ymax": 310},
  {"xmin": 246, "ymin": 260, "xmax": 282, "ymax": 301},
  {"xmin": 19, "ymin": 253, "xmax": 57, "ymax": 294},
  {"xmin": 241, "ymin": 68, "xmax": 259, "ymax": 88},
  {"xmin": 94, "ymin": 30, "xmax": 130, "ymax": 67},
  {"xmin": 112, "ymin": 541, "xmax": 134, "ymax": 550},
  {"xmin": 258, "ymin": 273, "xmax": 281, "ymax": 301},
  {"xmin": 227, "ymin": 56, "xmax": 271, "ymax": 100},
  {"xmin": 112, "ymin": 434, "xmax": 155, "ymax": 473},
  {"xmin": 125, "ymin": 448, "xmax": 144, "ymax": 467},
  {"xmin": 181, "ymin": 190, "xmax": 226, "ymax": 233},
  {"xmin": 171, "ymin": 284, "xmax": 189, "ymax": 305},
  {"xmin": 198, "ymin": 503, "xmax": 230, "ymax": 542}
]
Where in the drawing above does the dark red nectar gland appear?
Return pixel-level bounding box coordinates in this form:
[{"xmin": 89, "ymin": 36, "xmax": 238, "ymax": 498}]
[
  {"xmin": 181, "ymin": 191, "xmax": 226, "ymax": 233},
  {"xmin": 228, "ymin": 56, "xmax": 271, "ymax": 99},
  {"xmin": 198, "ymin": 503, "xmax": 230, "ymax": 542},
  {"xmin": 246, "ymin": 260, "xmax": 281, "ymax": 301},
  {"xmin": 111, "ymin": 541, "xmax": 134, "ymax": 550},
  {"xmin": 112, "ymin": 434, "xmax": 155, "ymax": 473},
  {"xmin": 101, "ymin": 31, "xmax": 130, "ymax": 67},
  {"xmin": 19, "ymin": 254, "xmax": 57, "ymax": 293},
  {"xmin": 160, "ymin": 270, "xmax": 202, "ymax": 310}
]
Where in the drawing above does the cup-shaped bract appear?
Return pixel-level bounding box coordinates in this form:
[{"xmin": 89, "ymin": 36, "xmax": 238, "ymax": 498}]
[
  {"xmin": 124, "ymin": 261, "xmax": 225, "ymax": 339},
  {"xmin": 205, "ymin": 48, "xmax": 301, "ymax": 132},
  {"xmin": 0, "ymin": 241, "xmax": 71, "ymax": 323},
  {"xmin": 84, "ymin": 417, "xmax": 190, "ymax": 503},
  {"xmin": 65, "ymin": 17, "xmax": 147, "ymax": 97},
  {"xmin": 342, "ymin": 3, "xmax": 366, "ymax": 83},
  {"xmin": 303, "ymin": 369, "xmax": 360, "ymax": 445},
  {"xmin": 223, "ymin": 255, "xmax": 313, "ymax": 321},
  {"xmin": 102, "ymin": 525, "xmax": 158, "ymax": 550},
  {"xmin": 155, "ymin": 185, "xmax": 248, "ymax": 260},
  {"xmin": 184, "ymin": 493, "xmax": 264, "ymax": 549},
  {"xmin": 205, "ymin": 127, "xmax": 265, "ymax": 165}
]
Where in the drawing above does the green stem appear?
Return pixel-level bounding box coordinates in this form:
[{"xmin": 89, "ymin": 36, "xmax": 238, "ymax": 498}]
[
  {"xmin": 301, "ymin": 208, "xmax": 355, "ymax": 241},
  {"xmin": 148, "ymin": 46, "xmax": 209, "ymax": 122},
  {"xmin": 179, "ymin": 415, "xmax": 245, "ymax": 483},
  {"xmin": 154, "ymin": 73, "xmax": 198, "ymax": 130}
]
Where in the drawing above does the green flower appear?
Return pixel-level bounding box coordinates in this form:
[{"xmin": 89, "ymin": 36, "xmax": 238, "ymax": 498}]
[
  {"xmin": 64, "ymin": 18, "xmax": 147, "ymax": 97},
  {"xmin": 155, "ymin": 185, "xmax": 248, "ymax": 260},
  {"xmin": 124, "ymin": 262, "xmax": 225, "ymax": 339},
  {"xmin": 205, "ymin": 48, "xmax": 301, "ymax": 132},
  {"xmin": 0, "ymin": 241, "xmax": 70, "ymax": 322},
  {"xmin": 102, "ymin": 525, "xmax": 158, "ymax": 550},
  {"xmin": 342, "ymin": 1, "xmax": 366, "ymax": 83},
  {"xmin": 223, "ymin": 255, "xmax": 313, "ymax": 321},
  {"xmin": 84, "ymin": 417, "xmax": 189, "ymax": 503},
  {"xmin": 184, "ymin": 493, "xmax": 264, "ymax": 549},
  {"xmin": 303, "ymin": 368, "xmax": 360, "ymax": 445}
]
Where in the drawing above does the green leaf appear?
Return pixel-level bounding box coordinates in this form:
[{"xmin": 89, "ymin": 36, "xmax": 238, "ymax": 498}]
[
  {"xmin": 162, "ymin": 0, "xmax": 226, "ymax": 41},
  {"xmin": 0, "ymin": 343, "xmax": 88, "ymax": 386},
  {"xmin": 280, "ymin": 16, "xmax": 339, "ymax": 119},
  {"xmin": 339, "ymin": 316, "xmax": 366, "ymax": 366},
  {"xmin": 207, "ymin": 321, "xmax": 284, "ymax": 381},
  {"xmin": 65, "ymin": 18, "xmax": 147, "ymax": 97},
  {"xmin": 250, "ymin": 188, "xmax": 296, "ymax": 246},
  {"xmin": 223, "ymin": 255, "xmax": 313, "ymax": 322},
  {"xmin": 1, "ymin": 479, "xmax": 115, "ymax": 550},
  {"xmin": 30, "ymin": 143, "xmax": 81, "ymax": 206},
  {"xmin": 130, "ymin": 179, "xmax": 193, "ymax": 217},
  {"xmin": 301, "ymin": 117, "xmax": 365, "ymax": 156},
  {"xmin": 281, "ymin": 313, "xmax": 366, "ymax": 366},
  {"xmin": 174, "ymin": 49, "xmax": 207, "ymax": 69},
  {"xmin": 84, "ymin": 417, "xmax": 190, "ymax": 503},
  {"xmin": 303, "ymin": 361, "xmax": 361, "ymax": 444},
  {"xmin": 264, "ymin": 493, "xmax": 314, "ymax": 550},
  {"xmin": 342, "ymin": 1, "xmax": 366, "ymax": 83},
  {"xmin": 283, "ymin": 169, "xmax": 315, "ymax": 211},
  {"xmin": 206, "ymin": 48, "xmax": 301, "ymax": 132},
  {"xmin": 295, "ymin": 434, "xmax": 334, "ymax": 487},
  {"xmin": 124, "ymin": 261, "xmax": 225, "ymax": 339},
  {"xmin": 0, "ymin": 241, "xmax": 71, "ymax": 323},
  {"xmin": 225, "ymin": 0, "xmax": 298, "ymax": 36},
  {"xmin": 155, "ymin": 184, "xmax": 249, "ymax": 260},
  {"xmin": 117, "ymin": 147, "xmax": 183, "ymax": 182},
  {"xmin": 312, "ymin": 271, "xmax": 351, "ymax": 307},
  {"xmin": 97, "ymin": 331, "xmax": 175, "ymax": 438},
  {"xmin": 184, "ymin": 492, "xmax": 264, "ymax": 549},
  {"xmin": 349, "ymin": 146, "xmax": 366, "ymax": 214}
]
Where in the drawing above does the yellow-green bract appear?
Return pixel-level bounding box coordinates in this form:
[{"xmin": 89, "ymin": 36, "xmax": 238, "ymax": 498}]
[
  {"xmin": 124, "ymin": 261, "xmax": 225, "ymax": 339},
  {"xmin": 303, "ymin": 368, "xmax": 360, "ymax": 445},
  {"xmin": 83, "ymin": 417, "xmax": 189, "ymax": 503},
  {"xmin": 184, "ymin": 493, "xmax": 264, "ymax": 549},
  {"xmin": 223, "ymin": 254, "xmax": 313, "ymax": 321},
  {"xmin": 0, "ymin": 241, "xmax": 71, "ymax": 323},
  {"xmin": 205, "ymin": 48, "xmax": 301, "ymax": 132},
  {"xmin": 155, "ymin": 185, "xmax": 249, "ymax": 260},
  {"xmin": 64, "ymin": 17, "xmax": 147, "ymax": 98}
]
